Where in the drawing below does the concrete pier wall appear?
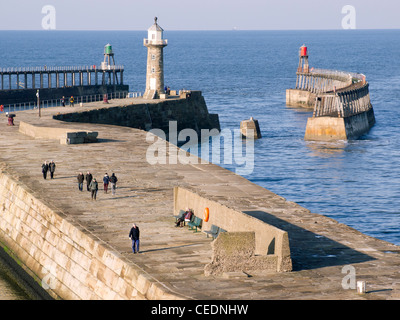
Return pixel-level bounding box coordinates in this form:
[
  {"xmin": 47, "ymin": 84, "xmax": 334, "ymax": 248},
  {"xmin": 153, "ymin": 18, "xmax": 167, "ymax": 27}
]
[
  {"xmin": 0, "ymin": 167, "xmax": 184, "ymax": 300},
  {"xmin": 18, "ymin": 121, "xmax": 98, "ymax": 145},
  {"xmin": 53, "ymin": 91, "xmax": 220, "ymax": 135},
  {"xmin": 304, "ymin": 108, "xmax": 375, "ymax": 141},
  {"xmin": 173, "ymin": 187, "xmax": 292, "ymax": 273},
  {"xmin": 1, "ymin": 102, "xmax": 400, "ymax": 299},
  {"xmin": 286, "ymin": 89, "xmax": 316, "ymax": 108}
]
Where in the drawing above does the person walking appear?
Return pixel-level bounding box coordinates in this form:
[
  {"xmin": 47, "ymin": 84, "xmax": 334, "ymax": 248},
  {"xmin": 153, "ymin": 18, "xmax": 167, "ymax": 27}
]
[
  {"xmin": 42, "ymin": 161, "xmax": 49, "ymax": 180},
  {"xmin": 69, "ymin": 96, "xmax": 74, "ymax": 107},
  {"xmin": 61, "ymin": 96, "xmax": 65, "ymax": 107},
  {"xmin": 89, "ymin": 178, "xmax": 98, "ymax": 200},
  {"xmin": 103, "ymin": 173, "xmax": 110, "ymax": 194},
  {"xmin": 49, "ymin": 160, "xmax": 56, "ymax": 179},
  {"xmin": 128, "ymin": 223, "xmax": 140, "ymax": 254},
  {"xmin": 109, "ymin": 173, "xmax": 118, "ymax": 195},
  {"xmin": 77, "ymin": 172, "xmax": 84, "ymax": 191},
  {"xmin": 85, "ymin": 171, "xmax": 93, "ymax": 192}
]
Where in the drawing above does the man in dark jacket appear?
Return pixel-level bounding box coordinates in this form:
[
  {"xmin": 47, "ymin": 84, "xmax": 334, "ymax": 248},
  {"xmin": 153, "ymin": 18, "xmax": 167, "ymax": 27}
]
[
  {"xmin": 128, "ymin": 223, "xmax": 140, "ymax": 254},
  {"xmin": 77, "ymin": 172, "xmax": 84, "ymax": 191},
  {"xmin": 103, "ymin": 173, "xmax": 110, "ymax": 194},
  {"xmin": 49, "ymin": 160, "xmax": 56, "ymax": 179},
  {"xmin": 109, "ymin": 173, "xmax": 118, "ymax": 195},
  {"xmin": 85, "ymin": 171, "xmax": 93, "ymax": 191},
  {"xmin": 89, "ymin": 178, "xmax": 98, "ymax": 200},
  {"xmin": 42, "ymin": 161, "xmax": 49, "ymax": 179}
]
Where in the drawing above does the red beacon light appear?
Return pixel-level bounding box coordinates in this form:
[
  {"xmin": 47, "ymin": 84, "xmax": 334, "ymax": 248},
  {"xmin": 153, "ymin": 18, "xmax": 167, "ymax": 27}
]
[{"xmin": 300, "ymin": 45, "xmax": 308, "ymax": 57}]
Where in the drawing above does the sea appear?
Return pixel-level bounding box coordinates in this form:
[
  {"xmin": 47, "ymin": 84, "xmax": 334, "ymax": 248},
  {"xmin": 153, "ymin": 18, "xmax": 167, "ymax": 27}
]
[{"xmin": 0, "ymin": 29, "xmax": 399, "ymax": 299}]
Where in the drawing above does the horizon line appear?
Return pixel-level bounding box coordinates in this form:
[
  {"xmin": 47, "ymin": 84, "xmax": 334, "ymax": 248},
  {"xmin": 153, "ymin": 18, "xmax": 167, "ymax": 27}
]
[{"xmin": 0, "ymin": 28, "xmax": 399, "ymax": 32}]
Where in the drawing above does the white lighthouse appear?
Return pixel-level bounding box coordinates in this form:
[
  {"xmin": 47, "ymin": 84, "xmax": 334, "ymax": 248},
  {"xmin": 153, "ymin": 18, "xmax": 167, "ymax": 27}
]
[{"xmin": 143, "ymin": 17, "xmax": 168, "ymax": 99}]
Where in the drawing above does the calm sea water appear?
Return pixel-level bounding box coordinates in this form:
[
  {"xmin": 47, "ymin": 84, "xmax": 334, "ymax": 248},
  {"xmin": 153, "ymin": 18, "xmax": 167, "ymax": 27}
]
[{"xmin": 0, "ymin": 30, "xmax": 399, "ymax": 298}]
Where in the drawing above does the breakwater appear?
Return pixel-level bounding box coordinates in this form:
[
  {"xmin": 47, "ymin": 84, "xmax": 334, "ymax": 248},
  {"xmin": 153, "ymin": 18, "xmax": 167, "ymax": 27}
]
[
  {"xmin": 286, "ymin": 69, "xmax": 354, "ymax": 108},
  {"xmin": 53, "ymin": 91, "xmax": 220, "ymax": 136},
  {"xmin": 0, "ymin": 164, "xmax": 185, "ymax": 299},
  {"xmin": 303, "ymin": 77, "xmax": 375, "ymax": 140},
  {"xmin": 0, "ymin": 244, "xmax": 52, "ymax": 299},
  {"xmin": 0, "ymin": 101, "xmax": 400, "ymax": 300},
  {"xmin": 286, "ymin": 46, "xmax": 375, "ymax": 140}
]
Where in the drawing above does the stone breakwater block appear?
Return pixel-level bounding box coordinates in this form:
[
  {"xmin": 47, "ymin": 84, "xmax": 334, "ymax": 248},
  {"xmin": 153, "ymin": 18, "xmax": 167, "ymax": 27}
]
[
  {"xmin": 60, "ymin": 131, "xmax": 98, "ymax": 144},
  {"xmin": 204, "ymin": 232, "xmax": 253, "ymax": 276},
  {"xmin": 67, "ymin": 131, "xmax": 87, "ymax": 138},
  {"xmin": 204, "ymin": 232, "xmax": 281, "ymax": 276},
  {"xmin": 240, "ymin": 117, "xmax": 261, "ymax": 139},
  {"xmin": 84, "ymin": 132, "xmax": 98, "ymax": 143}
]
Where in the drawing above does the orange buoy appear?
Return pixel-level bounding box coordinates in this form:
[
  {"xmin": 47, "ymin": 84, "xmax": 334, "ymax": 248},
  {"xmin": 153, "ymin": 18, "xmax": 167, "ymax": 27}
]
[{"xmin": 204, "ymin": 207, "xmax": 209, "ymax": 222}]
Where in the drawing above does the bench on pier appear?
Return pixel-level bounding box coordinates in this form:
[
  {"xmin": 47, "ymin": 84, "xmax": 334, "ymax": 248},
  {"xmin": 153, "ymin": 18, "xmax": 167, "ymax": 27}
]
[
  {"xmin": 174, "ymin": 209, "xmax": 194, "ymax": 226},
  {"xmin": 204, "ymin": 224, "xmax": 226, "ymax": 239},
  {"xmin": 188, "ymin": 216, "xmax": 202, "ymax": 232},
  {"xmin": 174, "ymin": 210, "xmax": 186, "ymax": 222}
]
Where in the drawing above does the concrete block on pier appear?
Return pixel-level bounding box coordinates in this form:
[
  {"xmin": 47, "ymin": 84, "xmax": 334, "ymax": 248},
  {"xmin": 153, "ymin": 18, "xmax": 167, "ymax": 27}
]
[
  {"xmin": 62, "ymin": 131, "xmax": 98, "ymax": 144},
  {"xmin": 19, "ymin": 121, "xmax": 98, "ymax": 145},
  {"xmin": 204, "ymin": 232, "xmax": 279, "ymax": 276},
  {"xmin": 286, "ymin": 89, "xmax": 316, "ymax": 108}
]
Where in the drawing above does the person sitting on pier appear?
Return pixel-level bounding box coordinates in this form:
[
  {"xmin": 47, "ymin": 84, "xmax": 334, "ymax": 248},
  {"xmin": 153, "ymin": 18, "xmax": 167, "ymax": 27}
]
[{"xmin": 175, "ymin": 208, "xmax": 193, "ymax": 227}]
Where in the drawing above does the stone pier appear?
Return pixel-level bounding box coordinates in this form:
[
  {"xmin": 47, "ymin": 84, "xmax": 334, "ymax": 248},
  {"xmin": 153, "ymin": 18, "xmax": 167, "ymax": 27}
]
[
  {"xmin": 286, "ymin": 46, "xmax": 375, "ymax": 140},
  {"xmin": 0, "ymin": 99, "xmax": 399, "ymax": 300}
]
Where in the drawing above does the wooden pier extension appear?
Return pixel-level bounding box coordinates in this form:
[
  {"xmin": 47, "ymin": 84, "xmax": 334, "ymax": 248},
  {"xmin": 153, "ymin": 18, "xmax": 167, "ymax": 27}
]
[
  {"xmin": 286, "ymin": 45, "xmax": 375, "ymax": 140},
  {"xmin": 0, "ymin": 65, "xmax": 124, "ymax": 90},
  {"xmin": 0, "ymin": 65, "xmax": 128, "ymax": 105}
]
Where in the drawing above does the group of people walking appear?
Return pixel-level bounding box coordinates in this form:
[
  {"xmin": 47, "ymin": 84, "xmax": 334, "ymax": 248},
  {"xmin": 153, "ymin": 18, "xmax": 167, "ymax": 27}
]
[
  {"xmin": 77, "ymin": 171, "xmax": 118, "ymax": 200},
  {"xmin": 41, "ymin": 160, "xmax": 56, "ymax": 180},
  {"xmin": 61, "ymin": 96, "xmax": 75, "ymax": 107},
  {"xmin": 41, "ymin": 162, "xmax": 138, "ymax": 254}
]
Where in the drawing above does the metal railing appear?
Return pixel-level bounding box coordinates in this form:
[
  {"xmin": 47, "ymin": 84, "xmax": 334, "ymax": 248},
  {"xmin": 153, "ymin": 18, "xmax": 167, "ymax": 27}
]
[
  {"xmin": 313, "ymin": 82, "xmax": 372, "ymax": 118},
  {"xmin": 310, "ymin": 68, "xmax": 365, "ymax": 82},
  {"xmin": 296, "ymin": 68, "xmax": 366, "ymax": 94},
  {"xmin": 143, "ymin": 39, "xmax": 168, "ymax": 46},
  {"xmin": 1, "ymin": 91, "xmax": 142, "ymax": 113},
  {"xmin": 0, "ymin": 65, "xmax": 124, "ymax": 73}
]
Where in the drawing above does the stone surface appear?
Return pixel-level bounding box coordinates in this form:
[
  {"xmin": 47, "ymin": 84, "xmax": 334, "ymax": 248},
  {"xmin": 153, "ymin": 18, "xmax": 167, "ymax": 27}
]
[
  {"xmin": 204, "ymin": 232, "xmax": 279, "ymax": 276},
  {"xmin": 0, "ymin": 99, "xmax": 400, "ymax": 300},
  {"xmin": 286, "ymin": 89, "xmax": 316, "ymax": 108}
]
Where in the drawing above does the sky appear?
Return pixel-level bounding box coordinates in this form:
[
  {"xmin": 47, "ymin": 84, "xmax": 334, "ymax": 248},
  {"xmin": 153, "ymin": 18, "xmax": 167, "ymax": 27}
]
[{"xmin": 0, "ymin": 0, "xmax": 399, "ymax": 31}]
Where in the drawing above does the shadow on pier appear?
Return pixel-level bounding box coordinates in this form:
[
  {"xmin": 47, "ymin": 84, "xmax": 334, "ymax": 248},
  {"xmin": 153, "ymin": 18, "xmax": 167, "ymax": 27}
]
[{"xmin": 244, "ymin": 210, "xmax": 375, "ymax": 271}]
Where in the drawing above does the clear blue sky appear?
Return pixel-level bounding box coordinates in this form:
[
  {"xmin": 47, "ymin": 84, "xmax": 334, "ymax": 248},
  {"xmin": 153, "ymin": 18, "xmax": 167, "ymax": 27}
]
[{"xmin": 0, "ymin": 0, "xmax": 399, "ymax": 30}]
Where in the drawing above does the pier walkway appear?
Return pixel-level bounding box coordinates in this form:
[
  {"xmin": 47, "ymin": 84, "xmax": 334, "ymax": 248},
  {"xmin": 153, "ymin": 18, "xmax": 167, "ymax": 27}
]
[{"xmin": 0, "ymin": 99, "xmax": 400, "ymax": 299}]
